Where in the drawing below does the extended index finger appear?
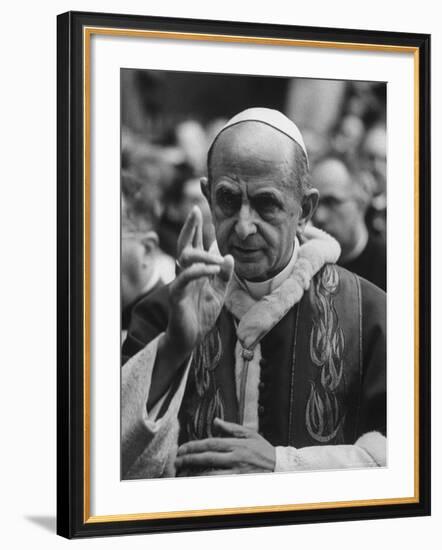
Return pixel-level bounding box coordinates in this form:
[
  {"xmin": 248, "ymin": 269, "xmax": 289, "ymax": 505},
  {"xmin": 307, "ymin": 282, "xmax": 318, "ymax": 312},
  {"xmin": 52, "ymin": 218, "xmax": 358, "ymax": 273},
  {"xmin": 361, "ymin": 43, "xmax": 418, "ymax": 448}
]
[
  {"xmin": 177, "ymin": 206, "xmax": 198, "ymax": 255},
  {"xmin": 191, "ymin": 205, "xmax": 203, "ymax": 250}
]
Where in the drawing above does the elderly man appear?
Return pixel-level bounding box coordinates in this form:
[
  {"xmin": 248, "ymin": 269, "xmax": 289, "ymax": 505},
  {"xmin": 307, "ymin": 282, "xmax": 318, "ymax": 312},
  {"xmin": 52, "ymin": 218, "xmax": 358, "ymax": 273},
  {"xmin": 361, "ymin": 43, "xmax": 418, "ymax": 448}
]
[{"xmin": 122, "ymin": 108, "xmax": 386, "ymax": 479}]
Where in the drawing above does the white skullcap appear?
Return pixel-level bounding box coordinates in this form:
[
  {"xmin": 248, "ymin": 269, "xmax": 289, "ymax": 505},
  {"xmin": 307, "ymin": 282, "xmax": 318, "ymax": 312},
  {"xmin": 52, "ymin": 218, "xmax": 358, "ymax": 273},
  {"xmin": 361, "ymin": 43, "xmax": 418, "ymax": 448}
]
[{"xmin": 210, "ymin": 107, "xmax": 309, "ymax": 166}]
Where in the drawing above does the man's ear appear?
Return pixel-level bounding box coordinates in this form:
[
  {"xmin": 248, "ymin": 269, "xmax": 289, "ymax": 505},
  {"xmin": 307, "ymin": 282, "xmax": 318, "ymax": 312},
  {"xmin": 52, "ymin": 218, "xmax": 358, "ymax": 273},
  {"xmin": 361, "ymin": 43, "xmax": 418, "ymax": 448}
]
[
  {"xmin": 140, "ymin": 231, "xmax": 159, "ymax": 256},
  {"xmin": 200, "ymin": 177, "xmax": 210, "ymax": 205},
  {"xmin": 297, "ymin": 188, "xmax": 320, "ymax": 234}
]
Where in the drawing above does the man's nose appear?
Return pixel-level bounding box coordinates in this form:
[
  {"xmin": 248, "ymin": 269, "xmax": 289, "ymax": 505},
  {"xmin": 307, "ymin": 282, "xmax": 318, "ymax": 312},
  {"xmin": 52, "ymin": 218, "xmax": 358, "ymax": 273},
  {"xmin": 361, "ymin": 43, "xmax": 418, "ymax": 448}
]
[{"xmin": 234, "ymin": 204, "xmax": 257, "ymax": 240}]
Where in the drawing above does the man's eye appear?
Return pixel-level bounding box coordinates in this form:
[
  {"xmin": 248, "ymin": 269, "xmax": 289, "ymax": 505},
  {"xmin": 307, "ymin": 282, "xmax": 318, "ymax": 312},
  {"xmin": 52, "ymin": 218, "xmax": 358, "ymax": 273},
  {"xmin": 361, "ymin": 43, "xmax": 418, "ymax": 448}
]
[
  {"xmin": 216, "ymin": 190, "xmax": 241, "ymax": 213},
  {"xmin": 252, "ymin": 196, "xmax": 280, "ymax": 215}
]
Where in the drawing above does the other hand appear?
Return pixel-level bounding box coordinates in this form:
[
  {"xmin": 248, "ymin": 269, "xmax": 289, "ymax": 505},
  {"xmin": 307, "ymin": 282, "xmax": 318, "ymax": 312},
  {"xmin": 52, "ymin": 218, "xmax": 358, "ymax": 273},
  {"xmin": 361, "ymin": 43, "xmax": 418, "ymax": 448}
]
[{"xmin": 175, "ymin": 418, "xmax": 276, "ymax": 476}]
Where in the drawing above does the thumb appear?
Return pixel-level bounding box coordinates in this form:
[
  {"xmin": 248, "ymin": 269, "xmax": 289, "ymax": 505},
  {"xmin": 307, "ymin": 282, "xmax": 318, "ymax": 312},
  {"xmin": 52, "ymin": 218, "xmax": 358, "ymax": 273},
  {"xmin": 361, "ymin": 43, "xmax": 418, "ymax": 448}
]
[
  {"xmin": 214, "ymin": 417, "xmax": 251, "ymax": 438},
  {"xmin": 211, "ymin": 254, "xmax": 234, "ymax": 295},
  {"xmin": 219, "ymin": 254, "xmax": 234, "ymax": 283}
]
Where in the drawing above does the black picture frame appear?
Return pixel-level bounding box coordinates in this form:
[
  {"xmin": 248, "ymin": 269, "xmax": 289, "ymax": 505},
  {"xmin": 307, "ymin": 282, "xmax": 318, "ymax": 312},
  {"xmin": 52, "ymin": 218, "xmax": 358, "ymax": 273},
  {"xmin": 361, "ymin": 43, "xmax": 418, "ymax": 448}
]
[{"xmin": 57, "ymin": 10, "xmax": 431, "ymax": 539}]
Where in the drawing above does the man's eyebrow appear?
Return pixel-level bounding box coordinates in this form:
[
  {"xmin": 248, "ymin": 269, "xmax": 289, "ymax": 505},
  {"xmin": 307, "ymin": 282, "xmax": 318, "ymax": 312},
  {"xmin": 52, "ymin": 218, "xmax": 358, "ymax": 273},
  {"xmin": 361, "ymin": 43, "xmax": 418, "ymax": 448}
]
[
  {"xmin": 250, "ymin": 189, "xmax": 284, "ymax": 204},
  {"xmin": 214, "ymin": 181, "xmax": 241, "ymax": 193}
]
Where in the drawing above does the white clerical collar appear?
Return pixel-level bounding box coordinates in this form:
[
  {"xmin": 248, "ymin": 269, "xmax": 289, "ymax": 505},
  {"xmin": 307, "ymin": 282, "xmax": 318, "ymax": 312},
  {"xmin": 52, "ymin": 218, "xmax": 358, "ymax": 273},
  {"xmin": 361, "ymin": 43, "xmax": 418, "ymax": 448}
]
[{"xmin": 237, "ymin": 238, "xmax": 299, "ymax": 300}]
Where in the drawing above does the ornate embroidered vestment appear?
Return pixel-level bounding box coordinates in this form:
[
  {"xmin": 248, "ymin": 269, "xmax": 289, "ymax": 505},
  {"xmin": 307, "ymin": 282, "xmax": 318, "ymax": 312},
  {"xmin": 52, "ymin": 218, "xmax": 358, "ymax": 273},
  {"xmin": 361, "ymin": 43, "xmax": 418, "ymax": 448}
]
[{"xmin": 177, "ymin": 264, "xmax": 385, "ymax": 451}]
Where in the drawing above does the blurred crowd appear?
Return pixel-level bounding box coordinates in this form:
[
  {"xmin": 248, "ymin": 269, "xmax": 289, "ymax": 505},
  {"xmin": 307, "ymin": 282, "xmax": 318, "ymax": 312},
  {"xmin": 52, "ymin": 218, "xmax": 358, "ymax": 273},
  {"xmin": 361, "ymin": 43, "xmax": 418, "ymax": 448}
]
[{"xmin": 121, "ymin": 75, "xmax": 387, "ymax": 337}]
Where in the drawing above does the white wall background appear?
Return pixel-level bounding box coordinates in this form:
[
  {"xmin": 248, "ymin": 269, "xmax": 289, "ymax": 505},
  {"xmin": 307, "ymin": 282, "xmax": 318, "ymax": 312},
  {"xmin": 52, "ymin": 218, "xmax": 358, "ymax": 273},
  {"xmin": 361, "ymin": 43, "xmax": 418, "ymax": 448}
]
[{"xmin": 0, "ymin": 0, "xmax": 438, "ymax": 548}]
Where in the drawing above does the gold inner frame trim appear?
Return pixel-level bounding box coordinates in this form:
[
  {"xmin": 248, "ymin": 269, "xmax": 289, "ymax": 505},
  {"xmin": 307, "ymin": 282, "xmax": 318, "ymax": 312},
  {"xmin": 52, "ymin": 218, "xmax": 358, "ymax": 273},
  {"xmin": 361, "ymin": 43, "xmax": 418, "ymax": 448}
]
[{"xmin": 82, "ymin": 26, "xmax": 420, "ymax": 524}]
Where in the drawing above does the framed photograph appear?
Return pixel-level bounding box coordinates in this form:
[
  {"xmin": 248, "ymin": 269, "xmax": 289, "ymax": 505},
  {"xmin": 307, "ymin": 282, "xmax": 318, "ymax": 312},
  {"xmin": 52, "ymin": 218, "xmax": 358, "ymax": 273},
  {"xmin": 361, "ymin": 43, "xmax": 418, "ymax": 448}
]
[{"xmin": 57, "ymin": 11, "xmax": 431, "ymax": 538}]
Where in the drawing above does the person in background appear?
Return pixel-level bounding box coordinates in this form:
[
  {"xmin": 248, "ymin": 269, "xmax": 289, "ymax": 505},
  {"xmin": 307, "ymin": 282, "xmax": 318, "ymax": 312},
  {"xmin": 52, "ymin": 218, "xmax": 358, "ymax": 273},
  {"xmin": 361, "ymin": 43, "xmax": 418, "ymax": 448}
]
[
  {"xmin": 121, "ymin": 171, "xmax": 174, "ymax": 340},
  {"xmin": 312, "ymin": 154, "xmax": 386, "ymax": 291},
  {"xmin": 360, "ymin": 123, "xmax": 387, "ymax": 236},
  {"xmin": 331, "ymin": 114, "xmax": 365, "ymax": 159},
  {"xmin": 159, "ymin": 164, "xmax": 215, "ymax": 257},
  {"xmin": 175, "ymin": 120, "xmax": 208, "ymax": 177}
]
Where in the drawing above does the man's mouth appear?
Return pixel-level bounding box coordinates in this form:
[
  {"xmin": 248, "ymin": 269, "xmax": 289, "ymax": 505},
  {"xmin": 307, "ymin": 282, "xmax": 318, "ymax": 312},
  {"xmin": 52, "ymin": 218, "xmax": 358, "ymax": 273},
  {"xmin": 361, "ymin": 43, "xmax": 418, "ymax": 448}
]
[{"xmin": 231, "ymin": 245, "xmax": 262, "ymax": 259}]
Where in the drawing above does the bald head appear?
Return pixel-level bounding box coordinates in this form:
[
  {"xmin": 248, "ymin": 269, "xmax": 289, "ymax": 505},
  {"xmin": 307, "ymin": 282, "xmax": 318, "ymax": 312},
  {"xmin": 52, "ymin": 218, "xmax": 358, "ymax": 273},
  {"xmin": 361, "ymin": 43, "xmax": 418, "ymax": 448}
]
[
  {"xmin": 312, "ymin": 156, "xmax": 370, "ymax": 210},
  {"xmin": 207, "ymin": 121, "xmax": 309, "ymax": 199},
  {"xmin": 312, "ymin": 158, "xmax": 353, "ymax": 198},
  {"xmin": 312, "ymin": 156, "xmax": 368, "ymax": 257}
]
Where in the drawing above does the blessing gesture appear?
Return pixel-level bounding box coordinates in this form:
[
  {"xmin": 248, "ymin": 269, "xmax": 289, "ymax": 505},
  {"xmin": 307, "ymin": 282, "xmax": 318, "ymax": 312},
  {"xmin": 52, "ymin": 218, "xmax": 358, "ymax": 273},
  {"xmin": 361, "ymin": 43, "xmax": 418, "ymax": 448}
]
[
  {"xmin": 167, "ymin": 205, "xmax": 234, "ymax": 357},
  {"xmin": 148, "ymin": 206, "xmax": 233, "ymax": 408}
]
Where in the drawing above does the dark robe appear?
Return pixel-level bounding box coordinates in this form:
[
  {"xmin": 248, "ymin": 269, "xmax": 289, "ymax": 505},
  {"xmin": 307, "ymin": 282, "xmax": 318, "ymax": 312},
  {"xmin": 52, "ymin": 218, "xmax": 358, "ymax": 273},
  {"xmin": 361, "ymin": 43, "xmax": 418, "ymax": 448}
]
[
  {"xmin": 122, "ymin": 264, "xmax": 386, "ymax": 457},
  {"xmin": 121, "ymin": 279, "xmax": 165, "ymax": 332},
  {"xmin": 339, "ymin": 233, "xmax": 386, "ymax": 292}
]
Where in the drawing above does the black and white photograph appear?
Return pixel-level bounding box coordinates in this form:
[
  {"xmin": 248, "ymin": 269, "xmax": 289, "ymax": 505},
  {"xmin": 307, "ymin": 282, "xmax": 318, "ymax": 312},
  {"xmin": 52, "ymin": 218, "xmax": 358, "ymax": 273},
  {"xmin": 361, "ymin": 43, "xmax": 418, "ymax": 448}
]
[
  {"xmin": 0, "ymin": 0, "xmax": 437, "ymax": 544},
  {"xmin": 120, "ymin": 69, "xmax": 387, "ymax": 481},
  {"xmin": 53, "ymin": 8, "xmax": 430, "ymax": 539}
]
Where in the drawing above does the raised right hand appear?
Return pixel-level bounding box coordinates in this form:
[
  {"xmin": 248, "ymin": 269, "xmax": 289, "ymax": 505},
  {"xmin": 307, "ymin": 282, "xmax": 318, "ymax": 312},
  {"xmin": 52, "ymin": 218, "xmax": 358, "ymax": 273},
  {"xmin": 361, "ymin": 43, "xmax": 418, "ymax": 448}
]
[{"xmin": 164, "ymin": 206, "xmax": 234, "ymax": 360}]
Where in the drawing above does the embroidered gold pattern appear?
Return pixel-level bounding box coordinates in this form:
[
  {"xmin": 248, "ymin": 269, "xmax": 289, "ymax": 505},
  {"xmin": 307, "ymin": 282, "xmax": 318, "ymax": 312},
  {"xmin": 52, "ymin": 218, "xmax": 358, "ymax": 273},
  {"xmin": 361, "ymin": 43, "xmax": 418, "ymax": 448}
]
[
  {"xmin": 187, "ymin": 327, "xmax": 224, "ymax": 440},
  {"xmin": 306, "ymin": 265, "xmax": 345, "ymax": 443}
]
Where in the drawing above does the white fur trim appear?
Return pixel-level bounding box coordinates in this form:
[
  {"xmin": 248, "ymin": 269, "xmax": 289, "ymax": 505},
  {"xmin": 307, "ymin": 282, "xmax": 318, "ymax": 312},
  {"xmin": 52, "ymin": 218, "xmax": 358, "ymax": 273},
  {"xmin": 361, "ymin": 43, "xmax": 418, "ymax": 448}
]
[
  {"xmin": 274, "ymin": 431, "xmax": 386, "ymax": 472},
  {"xmin": 275, "ymin": 446, "xmax": 301, "ymax": 471},
  {"xmin": 225, "ymin": 226, "xmax": 341, "ymax": 350},
  {"xmin": 355, "ymin": 431, "xmax": 387, "ymax": 466}
]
